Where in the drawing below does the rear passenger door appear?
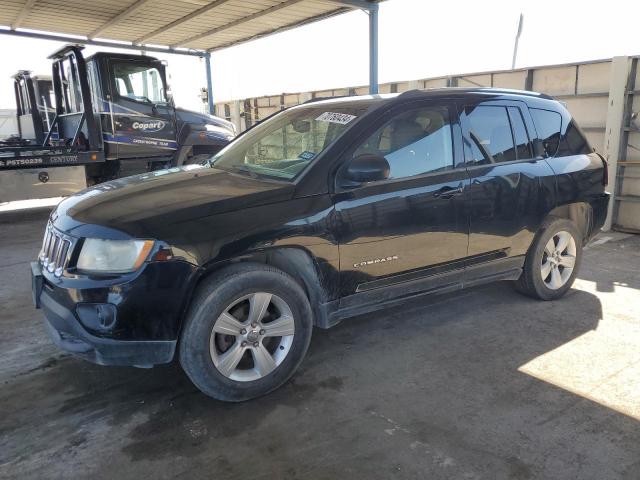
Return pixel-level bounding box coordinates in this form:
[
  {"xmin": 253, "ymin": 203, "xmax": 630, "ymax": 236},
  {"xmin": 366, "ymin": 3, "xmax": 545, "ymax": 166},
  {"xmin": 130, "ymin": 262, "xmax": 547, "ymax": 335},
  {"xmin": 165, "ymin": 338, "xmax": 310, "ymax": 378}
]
[{"xmin": 458, "ymin": 99, "xmax": 556, "ymax": 283}]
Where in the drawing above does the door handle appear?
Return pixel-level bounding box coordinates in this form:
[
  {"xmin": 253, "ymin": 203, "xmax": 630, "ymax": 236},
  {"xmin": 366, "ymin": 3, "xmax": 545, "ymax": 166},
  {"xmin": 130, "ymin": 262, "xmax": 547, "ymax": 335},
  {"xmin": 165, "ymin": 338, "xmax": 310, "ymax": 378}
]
[{"xmin": 433, "ymin": 185, "xmax": 463, "ymax": 199}]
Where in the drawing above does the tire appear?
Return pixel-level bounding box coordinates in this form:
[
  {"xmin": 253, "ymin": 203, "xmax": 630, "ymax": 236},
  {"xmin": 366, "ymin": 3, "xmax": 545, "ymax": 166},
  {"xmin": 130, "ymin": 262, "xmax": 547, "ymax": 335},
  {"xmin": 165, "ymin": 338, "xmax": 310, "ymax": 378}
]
[
  {"xmin": 179, "ymin": 263, "xmax": 313, "ymax": 402},
  {"xmin": 515, "ymin": 216, "xmax": 583, "ymax": 301}
]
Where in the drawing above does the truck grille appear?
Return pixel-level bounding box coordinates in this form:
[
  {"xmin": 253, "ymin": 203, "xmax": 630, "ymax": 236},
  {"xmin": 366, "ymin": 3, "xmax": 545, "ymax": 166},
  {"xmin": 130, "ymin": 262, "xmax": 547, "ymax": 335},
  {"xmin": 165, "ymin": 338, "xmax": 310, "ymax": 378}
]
[{"xmin": 39, "ymin": 224, "xmax": 72, "ymax": 277}]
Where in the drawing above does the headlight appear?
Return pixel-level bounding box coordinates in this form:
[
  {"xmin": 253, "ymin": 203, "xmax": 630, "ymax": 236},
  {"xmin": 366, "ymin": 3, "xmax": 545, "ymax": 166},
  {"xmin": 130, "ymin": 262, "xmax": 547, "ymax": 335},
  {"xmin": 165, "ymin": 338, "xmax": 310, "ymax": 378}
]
[{"xmin": 76, "ymin": 239, "xmax": 154, "ymax": 273}]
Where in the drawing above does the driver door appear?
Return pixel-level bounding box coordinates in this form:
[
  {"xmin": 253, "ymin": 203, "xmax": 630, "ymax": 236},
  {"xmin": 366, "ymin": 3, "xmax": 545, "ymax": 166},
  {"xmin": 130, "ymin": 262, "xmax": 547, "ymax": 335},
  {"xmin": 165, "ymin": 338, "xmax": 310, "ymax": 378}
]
[
  {"xmin": 332, "ymin": 101, "xmax": 470, "ymax": 307},
  {"xmin": 107, "ymin": 59, "xmax": 177, "ymax": 159}
]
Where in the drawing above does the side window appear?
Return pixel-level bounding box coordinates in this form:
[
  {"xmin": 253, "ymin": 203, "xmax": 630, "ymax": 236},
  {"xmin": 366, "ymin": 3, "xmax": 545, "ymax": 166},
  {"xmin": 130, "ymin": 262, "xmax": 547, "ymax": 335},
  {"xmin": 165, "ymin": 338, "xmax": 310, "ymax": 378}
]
[
  {"xmin": 353, "ymin": 106, "xmax": 454, "ymax": 180},
  {"xmin": 113, "ymin": 63, "xmax": 166, "ymax": 103},
  {"xmin": 530, "ymin": 108, "xmax": 561, "ymax": 157},
  {"xmin": 464, "ymin": 105, "xmax": 516, "ymax": 164},
  {"xmin": 508, "ymin": 107, "xmax": 533, "ymax": 159},
  {"xmin": 86, "ymin": 62, "xmax": 101, "ymax": 114},
  {"xmin": 557, "ymin": 120, "xmax": 592, "ymax": 156}
]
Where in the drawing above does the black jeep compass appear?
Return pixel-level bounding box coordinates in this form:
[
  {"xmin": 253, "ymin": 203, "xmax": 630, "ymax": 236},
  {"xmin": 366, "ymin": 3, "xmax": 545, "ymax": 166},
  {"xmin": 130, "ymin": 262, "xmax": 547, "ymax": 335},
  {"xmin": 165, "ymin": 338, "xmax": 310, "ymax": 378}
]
[{"xmin": 32, "ymin": 88, "xmax": 609, "ymax": 401}]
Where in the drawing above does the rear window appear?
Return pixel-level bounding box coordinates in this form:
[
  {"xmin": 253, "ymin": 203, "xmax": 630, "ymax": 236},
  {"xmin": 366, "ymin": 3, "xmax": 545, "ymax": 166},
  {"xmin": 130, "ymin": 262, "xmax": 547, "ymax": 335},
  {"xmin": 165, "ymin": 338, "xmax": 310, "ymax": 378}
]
[
  {"xmin": 558, "ymin": 121, "xmax": 592, "ymax": 156},
  {"xmin": 530, "ymin": 108, "xmax": 591, "ymax": 157},
  {"xmin": 530, "ymin": 108, "xmax": 561, "ymax": 157},
  {"xmin": 465, "ymin": 105, "xmax": 517, "ymax": 164},
  {"xmin": 464, "ymin": 105, "xmax": 533, "ymax": 164},
  {"xmin": 508, "ymin": 107, "xmax": 533, "ymax": 159}
]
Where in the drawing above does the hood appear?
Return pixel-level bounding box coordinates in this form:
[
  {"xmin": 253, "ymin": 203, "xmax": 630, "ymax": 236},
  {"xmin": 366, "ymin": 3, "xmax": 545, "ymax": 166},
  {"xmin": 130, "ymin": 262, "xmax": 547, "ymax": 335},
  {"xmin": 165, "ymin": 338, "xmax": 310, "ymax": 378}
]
[
  {"xmin": 53, "ymin": 165, "xmax": 294, "ymax": 239},
  {"xmin": 174, "ymin": 106, "xmax": 235, "ymax": 133}
]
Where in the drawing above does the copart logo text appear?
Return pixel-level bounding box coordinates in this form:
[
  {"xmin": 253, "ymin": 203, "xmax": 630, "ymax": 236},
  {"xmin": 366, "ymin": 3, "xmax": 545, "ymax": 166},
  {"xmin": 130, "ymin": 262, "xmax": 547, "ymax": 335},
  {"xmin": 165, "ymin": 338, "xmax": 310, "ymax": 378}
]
[{"xmin": 132, "ymin": 120, "xmax": 166, "ymax": 132}]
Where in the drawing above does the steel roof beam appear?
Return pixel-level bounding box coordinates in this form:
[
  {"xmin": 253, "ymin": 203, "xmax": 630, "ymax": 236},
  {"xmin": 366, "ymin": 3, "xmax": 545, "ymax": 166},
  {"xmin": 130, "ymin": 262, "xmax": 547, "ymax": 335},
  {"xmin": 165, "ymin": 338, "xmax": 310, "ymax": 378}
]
[
  {"xmin": 319, "ymin": 0, "xmax": 378, "ymax": 10},
  {"xmin": 172, "ymin": 0, "xmax": 305, "ymax": 49},
  {"xmin": 135, "ymin": 0, "xmax": 231, "ymax": 45},
  {"xmin": 89, "ymin": 0, "xmax": 152, "ymax": 39},
  {"xmin": 11, "ymin": 0, "xmax": 37, "ymax": 30},
  {"xmin": 0, "ymin": 29, "xmax": 206, "ymax": 57}
]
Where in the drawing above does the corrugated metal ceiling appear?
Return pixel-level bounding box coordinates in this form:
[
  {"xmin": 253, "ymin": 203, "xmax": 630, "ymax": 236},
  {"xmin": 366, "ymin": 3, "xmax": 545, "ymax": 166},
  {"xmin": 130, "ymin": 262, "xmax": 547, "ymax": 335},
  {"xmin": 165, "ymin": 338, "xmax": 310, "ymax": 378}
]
[{"xmin": 0, "ymin": 0, "xmax": 379, "ymax": 53}]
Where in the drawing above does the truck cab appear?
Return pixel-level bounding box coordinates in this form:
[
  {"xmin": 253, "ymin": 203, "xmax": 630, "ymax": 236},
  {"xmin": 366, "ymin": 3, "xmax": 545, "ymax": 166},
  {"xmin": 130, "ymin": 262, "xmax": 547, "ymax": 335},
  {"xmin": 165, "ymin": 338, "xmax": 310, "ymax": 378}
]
[
  {"xmin": 0, "ymin": 45, "xmax": 235, "ymax": 200},
  {"xmin": 7, "ymin": 71, "xmax": 54, "ymax": 146},
  {"xmin": 84, "ymin": 51, "xmax": 235, "ymax": 179}
]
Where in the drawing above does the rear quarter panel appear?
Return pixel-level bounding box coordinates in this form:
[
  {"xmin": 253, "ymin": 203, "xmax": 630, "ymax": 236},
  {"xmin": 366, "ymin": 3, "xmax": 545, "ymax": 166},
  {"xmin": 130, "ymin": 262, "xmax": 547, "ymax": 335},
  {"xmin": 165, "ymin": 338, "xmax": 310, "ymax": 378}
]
[{"xmin": 545, "ymin": 152, "xmax": 609, "ymax": 233}]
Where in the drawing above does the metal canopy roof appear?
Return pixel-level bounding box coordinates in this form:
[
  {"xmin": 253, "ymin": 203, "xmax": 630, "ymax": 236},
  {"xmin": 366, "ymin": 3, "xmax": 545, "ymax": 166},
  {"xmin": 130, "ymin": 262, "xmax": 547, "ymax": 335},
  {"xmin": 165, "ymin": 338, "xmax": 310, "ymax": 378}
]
[
  {"xmin": 0, "ymin": 0, "xmax": 381, "ymax": 115},
  {"xmin": 0, "ymin": 0, "xmax": 380, "ymax": 54}
]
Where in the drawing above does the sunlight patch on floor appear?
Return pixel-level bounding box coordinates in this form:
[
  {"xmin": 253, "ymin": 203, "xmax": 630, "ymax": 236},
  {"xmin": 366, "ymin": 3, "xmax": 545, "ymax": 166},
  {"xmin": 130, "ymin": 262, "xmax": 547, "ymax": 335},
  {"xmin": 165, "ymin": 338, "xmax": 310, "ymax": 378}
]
[{"xmin": 519, "ymin": 279, "xmax": 640, "ymax": 420}]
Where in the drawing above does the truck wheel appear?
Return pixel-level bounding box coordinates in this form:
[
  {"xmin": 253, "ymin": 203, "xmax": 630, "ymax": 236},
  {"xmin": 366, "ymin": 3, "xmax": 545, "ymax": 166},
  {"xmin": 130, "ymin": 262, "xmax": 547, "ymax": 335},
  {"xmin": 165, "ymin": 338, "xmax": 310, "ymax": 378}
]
[
  {"xmin": 515, "ymin": 217, "xmax": 583, "ymax": 301},
  {"xmin": 179, "ymin": 263, "xmax": 313, "ymax": 402}
]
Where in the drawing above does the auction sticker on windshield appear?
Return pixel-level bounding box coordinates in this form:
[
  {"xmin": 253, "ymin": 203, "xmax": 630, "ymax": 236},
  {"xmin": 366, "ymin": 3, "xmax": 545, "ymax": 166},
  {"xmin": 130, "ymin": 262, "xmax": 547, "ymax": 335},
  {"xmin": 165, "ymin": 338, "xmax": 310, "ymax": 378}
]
[
  {"xmin": 316, "ymin": 112, "xmax": 357, "ymax": 125},
  {"xmin": 298, "ymin": 151, "xmax": 316, "ymax": 160}
]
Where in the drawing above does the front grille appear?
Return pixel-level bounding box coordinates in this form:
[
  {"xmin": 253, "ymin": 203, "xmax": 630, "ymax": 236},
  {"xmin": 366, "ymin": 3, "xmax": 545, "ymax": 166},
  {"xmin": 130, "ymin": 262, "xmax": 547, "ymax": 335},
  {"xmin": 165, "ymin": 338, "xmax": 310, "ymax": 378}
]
[{"xmin": 39, "ymin": 224, "xmax": 72, "ymax": 277}]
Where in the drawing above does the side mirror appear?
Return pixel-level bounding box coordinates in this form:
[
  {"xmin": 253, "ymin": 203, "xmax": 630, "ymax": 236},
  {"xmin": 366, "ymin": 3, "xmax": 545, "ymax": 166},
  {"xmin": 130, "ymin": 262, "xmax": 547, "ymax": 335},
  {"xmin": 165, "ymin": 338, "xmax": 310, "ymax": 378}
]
[{"xmin": 345, "ymin": 153, "xmax": 390, "ymax": 183}]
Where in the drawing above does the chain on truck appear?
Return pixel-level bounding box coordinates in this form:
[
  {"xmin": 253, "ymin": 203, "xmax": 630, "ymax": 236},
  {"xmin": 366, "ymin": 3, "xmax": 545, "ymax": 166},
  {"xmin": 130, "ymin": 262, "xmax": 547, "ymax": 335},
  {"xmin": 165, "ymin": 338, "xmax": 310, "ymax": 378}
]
[{"xmin": 0, "ymin": 45, "xmax": 236, "ymax": 202}]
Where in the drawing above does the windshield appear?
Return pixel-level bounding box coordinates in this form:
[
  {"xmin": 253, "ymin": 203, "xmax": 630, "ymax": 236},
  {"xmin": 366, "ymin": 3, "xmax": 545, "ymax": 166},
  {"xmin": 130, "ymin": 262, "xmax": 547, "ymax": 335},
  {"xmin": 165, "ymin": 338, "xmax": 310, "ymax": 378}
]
[{"xmin": 210, "ymin": 102, "xmax": 378, "ymax": 180}]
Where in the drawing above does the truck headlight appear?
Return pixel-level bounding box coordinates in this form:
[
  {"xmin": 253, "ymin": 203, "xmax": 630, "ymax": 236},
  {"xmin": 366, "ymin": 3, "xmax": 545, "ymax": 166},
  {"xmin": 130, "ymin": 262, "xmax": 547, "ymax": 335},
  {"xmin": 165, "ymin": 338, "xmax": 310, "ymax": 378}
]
[{"xmin": 76, "ymin": 239, "xmax": 154, "ymax": 273}]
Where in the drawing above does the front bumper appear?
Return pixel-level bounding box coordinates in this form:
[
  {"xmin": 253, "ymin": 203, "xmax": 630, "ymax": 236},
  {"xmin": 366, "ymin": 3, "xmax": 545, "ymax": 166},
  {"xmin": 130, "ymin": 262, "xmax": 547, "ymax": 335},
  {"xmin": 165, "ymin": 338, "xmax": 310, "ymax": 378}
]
[
  {"xmin": 31, "ymin": 261, "xmax": 188, "ymax": 367},
  {"xmin": 39, "ymin": 288, "xmax": 175, "ymax": 367}
]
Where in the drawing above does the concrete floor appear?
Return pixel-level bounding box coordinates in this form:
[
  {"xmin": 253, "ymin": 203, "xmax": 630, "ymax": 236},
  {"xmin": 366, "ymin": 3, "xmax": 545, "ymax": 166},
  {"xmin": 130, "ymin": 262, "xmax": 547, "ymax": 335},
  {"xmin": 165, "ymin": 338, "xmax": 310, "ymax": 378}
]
[{"xmin": 1, "ymin": 214, "xmax": 639, "ymax": 480}]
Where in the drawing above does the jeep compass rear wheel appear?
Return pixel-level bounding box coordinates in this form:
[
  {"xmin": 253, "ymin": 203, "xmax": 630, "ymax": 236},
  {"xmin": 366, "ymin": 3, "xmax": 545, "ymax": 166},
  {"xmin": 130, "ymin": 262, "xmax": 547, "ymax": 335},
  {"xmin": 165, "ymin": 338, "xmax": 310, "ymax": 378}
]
[
  {"xmin": 515, "ymin": 217, "xmax": 583, "ymax": 301},
  {"xmin": 179, "ymin": 263, "xmax": 312, "ymax": 402}
]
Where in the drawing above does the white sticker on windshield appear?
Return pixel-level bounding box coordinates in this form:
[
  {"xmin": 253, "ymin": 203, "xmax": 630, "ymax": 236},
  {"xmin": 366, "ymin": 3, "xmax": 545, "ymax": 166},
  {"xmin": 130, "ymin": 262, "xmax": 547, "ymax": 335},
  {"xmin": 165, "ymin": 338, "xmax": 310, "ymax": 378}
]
[{"xmin": 315, "ymin": 112, "xmax": 357, "ymax": 125}]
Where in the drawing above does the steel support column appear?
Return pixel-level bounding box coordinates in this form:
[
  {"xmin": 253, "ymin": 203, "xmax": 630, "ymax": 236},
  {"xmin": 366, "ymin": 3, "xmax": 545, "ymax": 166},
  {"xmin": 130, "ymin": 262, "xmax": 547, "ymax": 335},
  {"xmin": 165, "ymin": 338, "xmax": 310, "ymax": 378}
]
[
  {"xmin": 205, "ymin": 52, "xmax": 215, "ymax": 115},
  {"xmin": 368, "ymin": 3, "xmax": 379, "ymax": 94},
  {"xmin": 602, "ymin": 56, "xmax": 629, "ymax": 230}
]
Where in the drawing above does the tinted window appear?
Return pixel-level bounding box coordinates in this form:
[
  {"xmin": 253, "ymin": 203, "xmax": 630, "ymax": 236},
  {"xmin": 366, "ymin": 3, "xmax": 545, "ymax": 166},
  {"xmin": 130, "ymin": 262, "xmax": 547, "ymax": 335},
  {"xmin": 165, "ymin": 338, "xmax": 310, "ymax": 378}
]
[
  {"xmin": 557, "ymin": 120, "xmax": 592, "ymax": 156},
  {"xmin": 508, "ymin": 106, "xmax": 533, "ymax": 159},
  {"xmin": 353, "ymin": 106, "xmax": 454, "ymax": 180},
  {"xmin": 530, "ymin": 108, "xmax": 561, "ymax": 157},
  {"xmin": 465, "ymin": 105, "xmax": 516, "ymax": 164}
]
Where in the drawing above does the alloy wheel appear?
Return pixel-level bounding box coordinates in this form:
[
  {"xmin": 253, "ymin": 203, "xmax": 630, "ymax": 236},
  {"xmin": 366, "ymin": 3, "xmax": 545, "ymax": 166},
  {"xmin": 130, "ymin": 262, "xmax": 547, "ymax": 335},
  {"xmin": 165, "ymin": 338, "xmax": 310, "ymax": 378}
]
[
  {"xmin": 209, "ymin": 292, "xmax": 295, "ymax": 382},
  {"xmin": 541, "ymin": 231, "xmax": 577, "ymax": 290}
]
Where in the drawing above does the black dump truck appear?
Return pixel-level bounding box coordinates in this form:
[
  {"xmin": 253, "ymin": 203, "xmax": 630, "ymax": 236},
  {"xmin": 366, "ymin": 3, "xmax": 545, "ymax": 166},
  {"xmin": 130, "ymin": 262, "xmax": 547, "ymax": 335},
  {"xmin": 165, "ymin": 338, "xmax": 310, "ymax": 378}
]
[{"xmin": 0, "ymin": 45, "xmax": 235, "ymax": 201}]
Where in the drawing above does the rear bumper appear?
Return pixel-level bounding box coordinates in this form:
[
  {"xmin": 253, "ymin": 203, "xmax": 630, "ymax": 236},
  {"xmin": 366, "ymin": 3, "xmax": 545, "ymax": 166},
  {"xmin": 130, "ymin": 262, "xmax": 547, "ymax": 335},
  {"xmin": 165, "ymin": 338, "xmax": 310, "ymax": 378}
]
[
  {"xmin": 40, "ymin": 290, "xmax": 175, "ymax": 367},
  {"xmin": 589, "ymin": 192, "xmax": 610, "ymax": 241}
]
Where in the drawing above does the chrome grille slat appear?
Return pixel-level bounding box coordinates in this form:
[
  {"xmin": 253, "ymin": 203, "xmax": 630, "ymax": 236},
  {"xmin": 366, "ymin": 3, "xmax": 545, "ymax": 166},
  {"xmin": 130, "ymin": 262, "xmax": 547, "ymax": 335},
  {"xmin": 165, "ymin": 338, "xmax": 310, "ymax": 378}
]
[
  {"xmin": 48, "ymin": 235, "xmax": 60, "ymax": 272},
  {"xmin": 40, "ymin": 227, "xmax": 52, "ymax": 261},
  {"xmin": 39, "ymin": 223, "xmax": 74, "ymax": 277}
]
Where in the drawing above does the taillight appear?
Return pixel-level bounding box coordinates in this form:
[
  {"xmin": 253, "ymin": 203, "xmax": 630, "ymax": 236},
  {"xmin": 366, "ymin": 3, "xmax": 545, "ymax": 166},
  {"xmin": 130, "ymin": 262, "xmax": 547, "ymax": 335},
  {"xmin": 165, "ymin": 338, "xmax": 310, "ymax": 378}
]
[{"xmin": 598, "ymin": 153, "xmax": 608, "ymax": 187}]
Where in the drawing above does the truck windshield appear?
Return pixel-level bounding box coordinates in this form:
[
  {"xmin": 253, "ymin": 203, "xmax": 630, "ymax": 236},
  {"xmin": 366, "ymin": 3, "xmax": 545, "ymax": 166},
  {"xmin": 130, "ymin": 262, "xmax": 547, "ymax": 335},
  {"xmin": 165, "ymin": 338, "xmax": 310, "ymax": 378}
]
[
  {"xmin": 210, "ymin": 102, "xmax": 377, "ymax": 180},
  {"xmin": 113, "ymin": 63, "xmax": 166, "ymax": 104}
]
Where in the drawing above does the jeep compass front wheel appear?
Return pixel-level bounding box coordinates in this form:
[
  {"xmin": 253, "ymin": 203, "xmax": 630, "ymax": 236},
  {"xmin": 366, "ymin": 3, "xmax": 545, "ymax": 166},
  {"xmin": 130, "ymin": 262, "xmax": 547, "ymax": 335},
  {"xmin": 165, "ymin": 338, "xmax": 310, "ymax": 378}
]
[{"xmin": 179, "ymin": 263, "xmax": 313, "ymax": 402}]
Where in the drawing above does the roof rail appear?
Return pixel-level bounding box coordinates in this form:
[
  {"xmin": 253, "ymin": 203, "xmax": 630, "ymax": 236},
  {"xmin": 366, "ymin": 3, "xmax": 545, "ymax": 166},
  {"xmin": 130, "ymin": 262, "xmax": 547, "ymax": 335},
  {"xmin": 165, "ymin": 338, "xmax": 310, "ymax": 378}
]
[
  {"xmin": 397, "ymin": 89, "xmax": 426, "ymax": 98},
  {"xmin": 397, "ymin": 86, "xmax": 554, "ymax": 101},
  {"xmin": 302, "ymin": 95, "xmax": 350, "ymax": 104}
]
